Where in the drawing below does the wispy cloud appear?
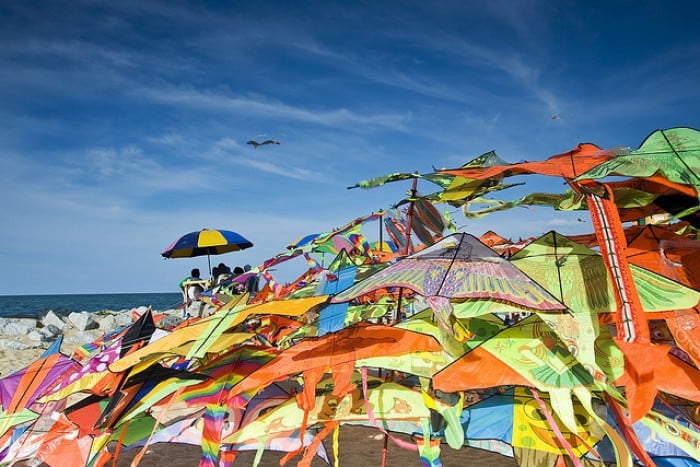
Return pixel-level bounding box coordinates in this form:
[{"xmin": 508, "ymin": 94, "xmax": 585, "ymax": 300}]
[
  {"xmin": 134, "ymin": 86, "xmax": 411, "ymax": 131},
  {"xmin": 229, "ymin": 156, "xmax": 329, "ymax": 183}
]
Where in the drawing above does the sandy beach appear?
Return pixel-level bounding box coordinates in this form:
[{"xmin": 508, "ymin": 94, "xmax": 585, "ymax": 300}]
[{"xmin": 108, "ymin": 426, "xmax": 518, "ymax": 466}]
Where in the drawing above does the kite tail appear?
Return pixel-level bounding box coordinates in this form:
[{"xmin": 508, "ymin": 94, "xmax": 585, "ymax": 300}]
[
  {"xmin": 414, "ymin": 198, "xmax": 445, "ymax": 235},
  {"xmin": 130, "ymin": 387, "xmax": 184, "ymax": 466},
  {"xmin": 384, "ymin": 217, "xmax": 408, "ymax": 252},
  {"xmin": 279, "ymin": 411, "xmax": 309, "ymax": 466},
  {"xmin": 580, "ymin": 181, "xmax": 656, "ymax": 422},
  {"xmin": 411, "ymin": 214, "xmax": 438, "ymax": 246},
  {"xmin": 581, "ymin": 182, "xmax": 648, "ymax": 342},
  {"xmin": 348, "ymin": 231, "xmax": 373, "ymax": 260},
  {"xmin": 219, "ymin": 448, "xmax": 237, "ymax": 467},
  {"xmin": 282, "ymin": 367, "xmax": 326, "ymax": 465},
  {"xmin": 199, "ymin": 404, "xmax": 226, "ymax": 467},
  {"xmin": 427, "ymin": 296, "xmax": 471, "ymax": 342},
  {"xmin": 302, "ymin": 252, "xmax": 320, "ymax": 269},
  {"xmin": 530, "ymin": 389, "xmax": 583, "ymax": 467},
  {"xmin": 417, "ymin": 418, "xmax": 442, "ymax": 467},
  {"xmin": 360, "ymin": 367, "xmax": 418, "ymax": 452},
  {"xmin": 443, "ymin": 209, "xmax": 458, "ymax": 233},
  {"xmin": 111, "ymin": 420, "xmax": 130, "ymax": 467},
  {"xmin": 297, "ymin": 421, "xmax": 337, "ymax": 467},
  {"xmin": 605, "ymin": 394, "xmax": 656, "ymax": 467},
  {"xmin": 260, "ymin": 269, "xmax": 283, "ymax": 298}
]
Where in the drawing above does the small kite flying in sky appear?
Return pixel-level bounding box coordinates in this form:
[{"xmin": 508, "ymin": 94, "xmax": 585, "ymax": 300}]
[{"xmin": 247, "ymin": 139, "xmax": 280, "ymax": 148}]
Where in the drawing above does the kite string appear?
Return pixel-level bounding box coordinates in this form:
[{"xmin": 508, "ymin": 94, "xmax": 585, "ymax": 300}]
[
  {"xmin": 360, "ymin": 367, "xmax": 418, "ymax": 451},
  {"xmin": 130, "ymin": 386, "xmax": 185, "ymax": 467},
  {"xmin": 530, "ymin": 388, "xmax": 583, "ymax": 467},
  {"xmin": 435, "ymin": 232, "xmax": 465, "ymax": 297}
]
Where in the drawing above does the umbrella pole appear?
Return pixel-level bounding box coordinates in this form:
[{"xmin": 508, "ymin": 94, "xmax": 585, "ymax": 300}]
[{"xmin": 207, "ymin": 253, "xmax": 212, "ymax": 280}]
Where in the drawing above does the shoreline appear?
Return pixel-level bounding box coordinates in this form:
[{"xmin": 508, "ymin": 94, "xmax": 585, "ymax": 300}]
[{"xmin": 0, "ymin": 292, "xmax": 184, "ymax": 319}]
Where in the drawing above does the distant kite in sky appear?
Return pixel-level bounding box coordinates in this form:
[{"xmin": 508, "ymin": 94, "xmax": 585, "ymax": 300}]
[{"xmin": 247, "ymin": 139, "xmax": 280, "ymax": 149}]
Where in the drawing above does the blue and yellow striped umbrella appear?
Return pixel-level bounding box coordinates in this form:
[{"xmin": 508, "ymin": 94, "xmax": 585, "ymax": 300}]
[{"xmin": 162, "ymin": 229, "xmax": 253, "ymax": 275}]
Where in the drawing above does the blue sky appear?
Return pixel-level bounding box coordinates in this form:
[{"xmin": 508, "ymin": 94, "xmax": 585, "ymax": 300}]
[{"xmin": 2, "ymin": 1, "xmax": 699, "ymax": 295}]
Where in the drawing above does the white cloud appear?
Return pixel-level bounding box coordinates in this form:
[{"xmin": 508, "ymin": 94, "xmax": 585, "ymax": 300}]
[{"xmin": 134, "ymin": 86, "xmax": 411, "ymax": 131}]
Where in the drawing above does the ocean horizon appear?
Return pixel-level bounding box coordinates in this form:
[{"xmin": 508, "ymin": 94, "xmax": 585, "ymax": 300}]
[{"xmin": 0, "ymin": 292, "xmax": 184, "ymax": 318}]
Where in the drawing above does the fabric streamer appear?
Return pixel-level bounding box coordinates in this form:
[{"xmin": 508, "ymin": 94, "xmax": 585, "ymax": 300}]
[
  {"xmin": 572, "ymin": 386, "xmax": 632, "ymax": 467},
  {"xmin": 199, "ymin": 404, "xmax": 227, "ymax": 467},
  {"xmin": 530, "ymin": 388, "xmax": 583, "ymax": 467},
  {"xmin": 417, "ymin": 418, "xmax": 442, "ymax": 467},
  {"xmin": 577, "ymin": 181, "xmax": 660, "ymax": 422},
  {"xmin": 111, "ymin": 420, "xmax": 130, "ymax": 467},
  {"xmin": 333, "ymin": 424, "xmax": 340, "ymax": 466},
  {"xmin": 605, "ymin": 394, "xmax": 656, "ymax": 466},
  {"xmin": 360, "ymin": 367, "xmax": 418, "ymax": 451}
]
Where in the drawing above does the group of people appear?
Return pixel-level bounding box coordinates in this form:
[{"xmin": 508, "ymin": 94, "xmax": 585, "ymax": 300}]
[
  {"xmin": 212, "ymin": 262, "xmax": 259, "ymax": 293},
  {"xmin": 179, "ymin": 262, "xmax": 260, "ymax": 305}
]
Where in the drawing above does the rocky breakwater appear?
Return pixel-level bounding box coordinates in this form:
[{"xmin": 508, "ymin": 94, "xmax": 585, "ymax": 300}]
[{"xmin": 0, "ymin": 306, "xmax": 184, "ymax": 355}]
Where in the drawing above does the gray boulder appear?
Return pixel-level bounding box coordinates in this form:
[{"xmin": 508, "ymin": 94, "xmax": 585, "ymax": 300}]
[
  {"xmin": 42, "ymin": 310, "xmax": 70, "ymax": 330},
  {"xmin": 113, "ymin": 312, "xmax": 134, "ymax": 328},
  {"xmin": 95, "ymin": 314, "xmax": 120, "ymax": 332},
  {"xmin": 40, "ymin": 324, "xmax": 62, "ymax": 340},
  {"xmin": 66, "ymin": 330, "xmax": 100, "ymax": 346},
  {"xmin": 27, "ymin": 330, "xmax": 45, "ymax": 342},
  {"xmin": 67, "ymin": 312, "xmax": 99, "ymax": 331},
  {"xmin": 0, "ymin": 338, "xmax": 41, "ymax": 350},
  {"xmin": 158, "ymin": 314, "xmax": 184, "ymax": 329},
  {"xmin": 0, "ymin": 318, "xmax": 38, "ymax": 336}
]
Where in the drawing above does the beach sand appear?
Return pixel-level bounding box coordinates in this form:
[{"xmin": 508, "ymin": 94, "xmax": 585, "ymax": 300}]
[
  {"xmin": 109, "ymin": 426, "xmax": 518, "ymax": 466},
  {"xmin": 4, "ymin": 328, "xmax": 518, "ymax": 466}
]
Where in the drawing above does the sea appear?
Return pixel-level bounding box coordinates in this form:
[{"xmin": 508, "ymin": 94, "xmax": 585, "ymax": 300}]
[{"xmin": 0, "ymin": 293, "xmax": 184, "ymax": 319}]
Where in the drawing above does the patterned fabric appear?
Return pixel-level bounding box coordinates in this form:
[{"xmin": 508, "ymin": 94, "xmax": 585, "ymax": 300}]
[
  {"xmin": 577, "ymin": 127, "xmax": 700, "ymax": 202},
  {"xmin": 199, "ymin": 404, "xmax": 226, "ymax": 467},
  {"xmin": 579, "ymin": 181, "xmax": 659, "ymax": 423},
  {"xmin": 333, "ymin": 233, "xmax": 566, "ymax": 313},
  {"xmin": 580, "ymin": 182, "xmax": 649, "ymax": 343}
]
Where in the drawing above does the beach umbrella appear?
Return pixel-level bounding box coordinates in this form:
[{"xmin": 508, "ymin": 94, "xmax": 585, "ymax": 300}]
[{"xmin": 161, "ymin": 228, "xmax": 254, "ymax": 276}]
